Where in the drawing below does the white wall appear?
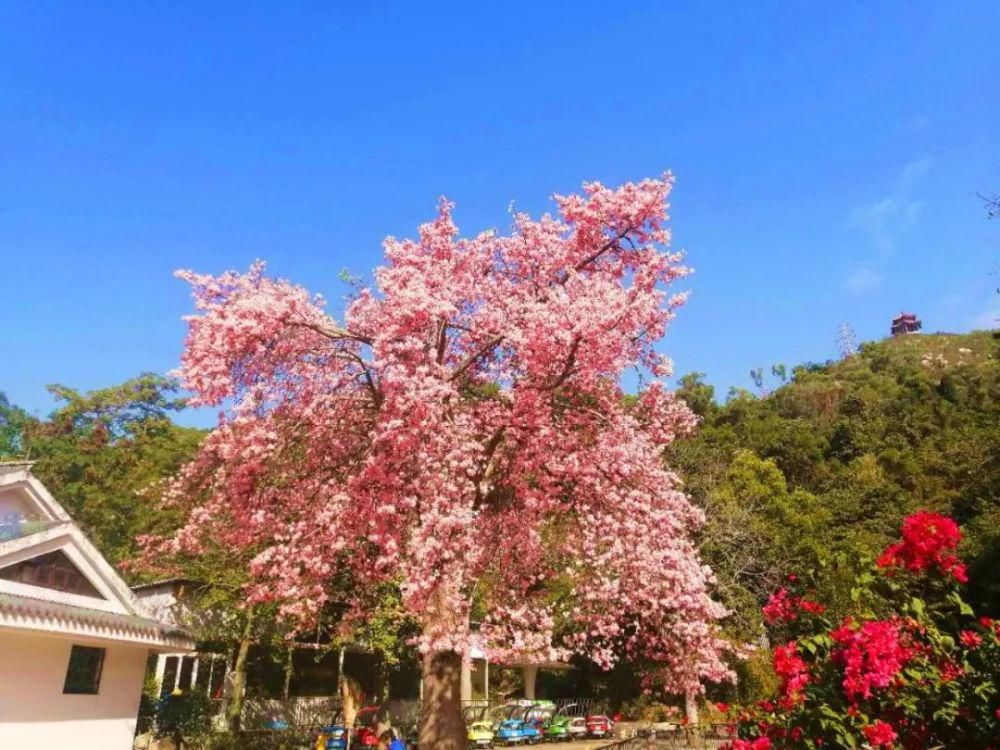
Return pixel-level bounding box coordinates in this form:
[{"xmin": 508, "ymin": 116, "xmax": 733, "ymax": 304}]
[{"xmin": 0, "ymin": 630, "xmax": 149, "ymax": 750}]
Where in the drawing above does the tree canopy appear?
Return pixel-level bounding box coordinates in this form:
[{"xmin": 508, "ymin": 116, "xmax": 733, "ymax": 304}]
[
  {"xmin": 156, "ymin": 176, "xmax": 732, "ymax": 747},
  {"xmin": 0, "ymin": 374, "xmax": 203, "ymax": 567}
]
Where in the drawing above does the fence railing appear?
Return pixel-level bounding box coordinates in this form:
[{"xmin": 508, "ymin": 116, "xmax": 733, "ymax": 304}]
[{"xmin": 595, "ymin": 725, "xmax": 735, "ymax": 750}]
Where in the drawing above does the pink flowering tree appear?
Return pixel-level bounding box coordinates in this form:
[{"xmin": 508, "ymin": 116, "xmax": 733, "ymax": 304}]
[
  {"xmin": 723, "ymin": 512, "xmax": 1000, "ymax": 749},
  {"xmin": 154, "ymin": 176, "xmax": 731, "ymax": 747}
]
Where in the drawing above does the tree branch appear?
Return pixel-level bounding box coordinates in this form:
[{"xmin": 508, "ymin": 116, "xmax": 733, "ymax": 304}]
[
  {"xmin": 293, "ymin": 320, "xmax": 373, "ymax": 346},
  {"xmin": 546, "ymin": 335, "xmax": 581, "ymax": 390},
  {"xmin": 449, "ymin": 336, "xmax": 504, "ymax": 381}
]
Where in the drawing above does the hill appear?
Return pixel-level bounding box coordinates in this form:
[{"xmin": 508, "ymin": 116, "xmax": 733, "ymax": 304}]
[{"xmin": 670, "ymin": 330, "xmax": 999, "ymax": 639}]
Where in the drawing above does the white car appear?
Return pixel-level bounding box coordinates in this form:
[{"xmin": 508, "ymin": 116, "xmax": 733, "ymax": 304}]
[{"xmin": 567, "ymin": 717, "xmax": 588, "ymax": 740}]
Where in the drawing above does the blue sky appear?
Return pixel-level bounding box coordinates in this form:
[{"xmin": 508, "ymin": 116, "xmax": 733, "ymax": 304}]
[{"xmin": 2, "ymin": 2, "xmax": 997, "ymax": 425}]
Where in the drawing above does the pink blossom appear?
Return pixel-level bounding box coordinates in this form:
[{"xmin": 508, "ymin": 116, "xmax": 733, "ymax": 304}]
[{"xmin": 147, "ymin": 176, "xmax": 731, "ymax": 694}]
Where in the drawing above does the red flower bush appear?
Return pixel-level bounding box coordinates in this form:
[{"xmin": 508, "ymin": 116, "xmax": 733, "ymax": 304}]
[
  {"xmin": 723, "ymin": 512, "xmax": 1000, "ymax": 749},
  {"xmin": 772, "ymin": 641, "xmax": 810, "ymax": 705},
  {"xmin": 728, "ymin": 739, "xmax": 772, "ymax": 750},
  {"xmin": 830, "ymin": 618, "xmax": 911, "ymax": 701},
  {"xmin": 763, "ymin": 587, "xmax": 826, "ymax": 625},
  {"xmin": 862, "ymin": 720, "xmax": 897, "ymax": 747},
  {"xmin": 876, "ymin": 511, "xmax": 967, "ymax": 582}
]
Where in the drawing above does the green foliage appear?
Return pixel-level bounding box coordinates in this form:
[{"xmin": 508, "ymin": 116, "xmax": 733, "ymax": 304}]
[
  {"xmin": 8, "ymin": 374, "xmax": 204, "ymax": 568},
  {"xmin": 0, "ymin": 391, "xmax": 29, "ymax": 456},
  {"xmin": 154, "ymin": 689, "xmax": 214, "ymax": 745},
  {"xmin": 672, "ymin": 331, "xmax": 999, "ymax": 642}
]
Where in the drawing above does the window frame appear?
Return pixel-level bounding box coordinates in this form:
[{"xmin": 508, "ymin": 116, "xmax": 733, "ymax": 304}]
[{"xmin": 63, "ymin": 644, "xmax": 106, "ymax": 695}]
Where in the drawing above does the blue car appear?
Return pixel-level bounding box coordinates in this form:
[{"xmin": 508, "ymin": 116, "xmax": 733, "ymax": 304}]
[
  {"xmin": 495, "ymin": 718, "xmax": 527, "ymax": 745},
  {"xmin": 314, "ymin": 724, "xmax": 348, "ymax": 750},
  {"xmin": 518, "ymin": 718, "xmax": 541, "ymax": 744}
]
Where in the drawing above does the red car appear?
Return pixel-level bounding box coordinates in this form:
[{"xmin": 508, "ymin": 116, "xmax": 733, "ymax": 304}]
[
  {"xmin": 354, "ymin": 706, "xmax": 381, "ymax": 746},
  {"xmin": 585, "ymin": 714, "xmax": 613, "ymax": 739}
]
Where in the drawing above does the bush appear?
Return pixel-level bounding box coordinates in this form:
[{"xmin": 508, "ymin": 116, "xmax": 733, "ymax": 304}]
[
  {"xmin": 723, "ymin": 512, "xmax": 1000, "ymax": 748},
  {"xmin": 155, "ymin": 690, "xmax": 214, "ymax": 748}
]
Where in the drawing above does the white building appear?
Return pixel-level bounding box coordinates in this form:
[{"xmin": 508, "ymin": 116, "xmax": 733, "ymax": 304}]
[{"xmin": 0, "ymin": 462, "xmax": 194, "ymax": 750}]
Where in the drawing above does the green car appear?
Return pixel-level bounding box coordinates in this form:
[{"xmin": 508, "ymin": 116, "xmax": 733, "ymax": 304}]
[{"xmin": 542, "ymin": 703, "xmax": 577, "ymax": 742}]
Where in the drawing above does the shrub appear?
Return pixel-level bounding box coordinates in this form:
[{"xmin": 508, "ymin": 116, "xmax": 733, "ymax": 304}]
[{"xmin": 724, "ymin": 512, "xmax": 1000, "ymax": 748}]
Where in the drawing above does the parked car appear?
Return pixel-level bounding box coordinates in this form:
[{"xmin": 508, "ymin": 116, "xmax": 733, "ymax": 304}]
[
  {"xmin": 354, "ymin": 706, "xmax": 383, "ymax": 746},
  {"xmin": 542, "ymin": 703, "xmax": 577, "ymax": 742},
  {"xmin": 516, "ymin": 710, "xmax": 542, "ymax": 744},
  {"xmin": 314, "ymin": 724, "xmax": 348, "ymax": 750},
  {"xmin": 468, "ymin": 719, "xmax": 495, "ymax": 748},
  {"xmin": 495, "ymin": 718, "xmax": 527, "ymax": 746},
  {"xmin": 585, "ymin": 713, "xmax": 613, "ymax": 739},
  {"xmin": 567, "ymin": 717, "xmax": 588, "ymax": 740}
]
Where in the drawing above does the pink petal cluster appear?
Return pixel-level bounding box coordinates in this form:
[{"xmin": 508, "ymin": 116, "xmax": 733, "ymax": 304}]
[
  {"xmin": 156, "ymin": 176, "xmax": 731, "ymax": 694},
  {"xmin": 831, "ymin": 618, "xmax": 911, "ymax": 702},
  {"xmin": 876, "ymin": 511, "xmax": 967, "ymax": 583}
]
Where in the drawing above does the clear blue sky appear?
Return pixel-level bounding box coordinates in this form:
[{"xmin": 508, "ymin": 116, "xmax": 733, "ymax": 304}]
[{"xmin": 2, "ymin": 2, "xmax": 997, "ymax": 425}]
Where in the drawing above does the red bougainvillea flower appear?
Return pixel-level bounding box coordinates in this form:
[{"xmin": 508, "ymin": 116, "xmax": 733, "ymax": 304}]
[
  {"xmin": 773, "ymin": 641, "xmax": 810, "ymax": 703},
  {"xmin": 862, "ymin": 720, "xmax": 897, "ymax": 748},
  {"xmin": 877, "ymin": 512, "xmax": 965, "ymax": 582},
  {"xmin": 939, "ymin": 660, "xmax": 965, "ymax": 682},
  {"xmin": 799, "ymin": 599, "xmax": 826, "ymax": 615},
  {"xmin": 762, "ymin": 588, "xmax": 797, "ymax": 624},
  {"xmin": 762, "ymin": 588, "xmax": 826, "ymax": 624},
  {"xmin": 715, "ymin": 702, "xmax": 731, "ymax": 713},
  {"xmin": 725, "ymin": 738, "xmax": 772, "ymax": 750},
  {"xmin": 960, "ymin": 630, "xmax": 983, "ymax": 649},
  {"xmin": 831, "ymin": 618, "xmax": 911, "ymax": 701}
]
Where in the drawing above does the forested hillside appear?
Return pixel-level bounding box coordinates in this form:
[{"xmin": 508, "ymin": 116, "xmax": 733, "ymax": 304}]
[{"xmin": 670, "ymin": 330, "xmax": 999, "ymax": 643}]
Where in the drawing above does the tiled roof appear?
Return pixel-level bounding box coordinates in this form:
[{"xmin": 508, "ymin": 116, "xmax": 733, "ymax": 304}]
[{"xmin": 0, "ymin": 591, "xmax": 194, "ymax": 646}]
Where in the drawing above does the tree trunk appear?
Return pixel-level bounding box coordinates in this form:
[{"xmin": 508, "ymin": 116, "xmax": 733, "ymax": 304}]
[
  {"xmin": 341, "ymin": 674, "xmax": 364, "ymax": 750},
  {"xmin": 225, "ymin": 608, "xmax": 255, "ymax": 734},
  {"xmin": 685, "ymin": 688, "xmax": 699, "ymax": 725},
  {"xmin": 419, "ymin": 650, "xmax": 466, "ymax": 750}
]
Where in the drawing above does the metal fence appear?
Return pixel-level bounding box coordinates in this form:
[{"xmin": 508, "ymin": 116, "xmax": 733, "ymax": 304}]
[{"xmin": 595, "ymin": 725, "xmax": 734, "ymax": 750}]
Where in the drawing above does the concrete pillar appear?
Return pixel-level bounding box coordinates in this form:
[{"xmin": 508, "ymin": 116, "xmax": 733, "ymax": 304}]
[
  {"xmin": 522, "ymin": 665, "xmax": 538, "ymax": 700},
  {"xmin": 483, "ymin": 659, "xmax": 489, "ymax": 702},
  {"xmin": 153, "ymin": 654, "xmax": 167, "ymax": 694},
  {"xmin": 460, "ymin": 653, "xmax": 473, "ymax": 702}
]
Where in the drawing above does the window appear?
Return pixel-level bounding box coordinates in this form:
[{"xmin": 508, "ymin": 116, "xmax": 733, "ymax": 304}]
[
  {"xmin": 161, "ymin": 655, "xmax": 179, "ymax": 696},
  {"xmin": 0, "ymin": 550, "xmax": 103, "ymax": 598},
  {"xmin": 63, "ymin": 645, "xmax": 105, "ymax": 694},
  {"xmin": 178, "ymin": 655, "xmax": 196, "ymax": 690}
]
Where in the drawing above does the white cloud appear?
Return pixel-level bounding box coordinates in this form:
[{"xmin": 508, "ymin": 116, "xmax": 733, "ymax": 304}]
[
  {"xmin": 898, "ymin": 156, "xmax": 933, "ymax": 189},
  {"xmin": 842, "ymin": 267, "xmax": 884, "ymax": 295},
  {"xmin": 848, "ymin": 156, "xmax": 931, "ymax": 257}
]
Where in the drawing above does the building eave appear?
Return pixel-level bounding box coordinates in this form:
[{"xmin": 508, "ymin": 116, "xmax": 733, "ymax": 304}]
[{"xmin": 0, "ymin": 591, "xmax": 195, "ymax": 651}]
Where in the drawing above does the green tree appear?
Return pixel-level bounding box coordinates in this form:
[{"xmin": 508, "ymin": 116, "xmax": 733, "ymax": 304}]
[
  {"xmin": 18, "ymin": 374, "xmax": 203, "ymax": 565},
  {"xmin": 0, "ymin": 391, "xmax": 28, "ymax": 457},
  {"xmin": 672, "ymin": 330, "xmax": 999, "ymax": 661}
]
